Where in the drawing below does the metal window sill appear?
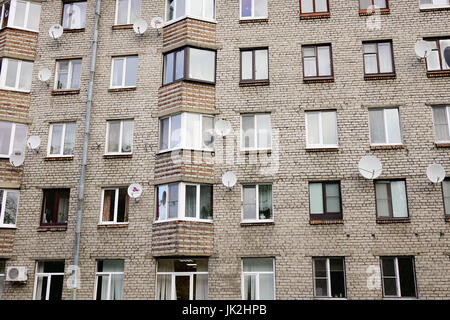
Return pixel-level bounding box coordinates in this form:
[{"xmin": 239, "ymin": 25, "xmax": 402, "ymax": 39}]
[
  {"xmin": 310, "ymin": 219, "xmax": 344, "ymax": 225},
  {"xmin": 300, "ymin": 12, "xmax": 330, "ymax": 20},
  {"xmin": 240, "ymin": 221, "xmax": 274, "ymax": 227},
  {"xmin": 359, "ymin": 9, "xmax": 390, "ymax": 16},
  {"xmin": 103, "ymin": 153, "xmax": 133, "ymax": 159},
  {"xmin": 44, "ymin": 156, "xmax": 74, "ymax": 161},
  {"xmin": 376, "ymin": 218, "xmax": 411, "ymax": 224},
  {"xmin": 51, "ymin": 89, "xmax": 80, "ymax": 96},
  {"xmin": 239, "ymin": 81, "xmax": 270, "ymax": 87},
  {"xmin": 420, "ymin": 6, "xmax": 450, "ymax": 12},
  {"xmin": 435, "ymin": 142, "xmax": 450, "ymax": 148},
  {"xmin": 63, "ymin": 28, "xmax": 85, "ymax": 33},
  {"xmin": 239, "ymin": 18, "xmax": 269, "ymax": 24},
  {"xmin": 108, "ymin": 87, "xmax": 137, "ymax": 93},
  {"xmin": 427, "ymin": 70, "xmax": 450, "ymax": 78},
  {"xmin": 364, "ymin": 74, "xmax": 396, "ymax": 81},
  {"xmin": 306, "ymin": 147, "xmax": 339, "ymax": 152},
  {"xmin": 303, "ymin": 77, "xmax": 334, "ymax": 84}
]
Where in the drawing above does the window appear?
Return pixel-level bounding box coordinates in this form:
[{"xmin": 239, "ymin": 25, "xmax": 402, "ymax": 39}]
[
  {"xmin": 62, "ymin": 1, "xmax": 87, "ymax": 30},
  {"xmin": 381, "ymin": 257, "xmax": 417, "ymax": 298},
  {"xmin": 0, "ymin": 189, "xmax": 19, "ymax": 227},
  {"xmin": 313, "ymin": 258, "xmax": 346, "ymax": 298},
  {"xmin": 163, "ymin": 47, "xmax": 216, "ymax": 85},
  {"xmin": 240, "ymin": 0, "xmax": 267, "ymax": 19},
  {"xmin": 33, "ymin": 261, "xmax": 65, "ymax": 300},
  {"xmin": 105, "ymin": 120, "xmax": 134, "ymax": 155},
  {"xmin": 363, "ymin": 41, "xmax": 395, "ymax": 77},
  {"xmin": 159, "ymin": 113, "xmax": 214, "ymax": 152},
  {"xmin": 368, "ymin": 108, "xmax": 402, "ymax": 146},
  {"xmin": 375, "ymin": 180, "xmax": 409, "ymax": 219},
  {"xmin": 242, "ymin": 258, "xmax": 274, "ymax": 300},
  {"xmin": 443, "ymin": 179, "xmax": 450, "ymax": 217},
  {"xmin": 48, "ymin": 123, "xmax": 76, "ymax": 157},
  {"xmin": 0, "ymin": 121, "xmax": 27, "ymax": 158},
  {"xmin": 242, "ymin": 185, "xmax": 273, "ymax": 222},
  {"xmin": 0, "ymin": 58, "xmax": 33, "ymax": 92},
  {"xmin": 0, "ymin": 260, "xmax": 5, "ymax": 300},
  {"xmin": 241, "ymin": 114, "xmax": 272, "ymax": 151},
  {"xmin": 156, "ymin": 183, "xmax": 213, "ymax": 221},
  {"xmin": 100, "ymin": 188, "xmax": 129, "ymax": 224},
  {"xmin": 300, "ymin": 0, "xmax": 329, "ymax": 14},
  {"xmin": 432, "ymin": 106, "xmax": 450, "ymax": 143},
  {"xmin": 305, "ymin": 111, "xmax": 338, "ymax": 149},
  {"xmin": 2, "ymin": 1, "xmax": 41, "ymax": 32},
  {"xmin": 302, "ymin": 44, "xmax": 333, "ymax": 80},
  {"xmin": 360, "ymin": 0, "xmax": 388, "ymax": 10},
  {"xmin": 95, "ymin": 260, "xmax": 124, "ymax": 300},
  {"xmin": 309, "ymin": 182, "xmax": 342, "ymax": 220},
  {"xmin": 110, "ymin": 56, "xmax": 138, "ymax": 89},
  {"xmin": 0, "ymin": 2, "xmax": 10, "ymax": 28},
  {"xmin": 420, "ymin": 0, "xmax": 450, "ymax": 9},
  {"xmin": 240, "ymin": 48, "xmax": 269, "ymax": 83},
  {"xmin": 166, "ymin": 0, "xmax": 215, "ymax": 23},
  {"xmin": 115, "ymin": 0, "xmax": 140, "ymax": 25},
  {"xmin": 54, "ymin": 59, "xmax": 82, "ymax": 90},
  {"xmin": 41, "ymin": 189, "xmax": 70, "ymax": 226},
  {"xmin": 156, "ymin": 258, "xmax": 208, "ymax": 300},
  {"xmin": 425, "ymin": 38, "xmax": 450, "ymax": 72}
]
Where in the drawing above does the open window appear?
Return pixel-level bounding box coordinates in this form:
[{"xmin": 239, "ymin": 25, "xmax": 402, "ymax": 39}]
[
  {"xmin": 313, "ymin": 257, "xmax": 346, "ymax": 298},
  {"xmin": 33, "ymin": 261, "xmax": 65, "ymax": 300},
  {"xmin": 100, "ymin": 188, "xmax": 129, "ymax": 225},
  {"xmin": 380, "ymin": 256, "xmax": 417, "ymax": 298},
  {"xmin": 41, "ymin": 189, "xmax": 70, "ymax": 227}
]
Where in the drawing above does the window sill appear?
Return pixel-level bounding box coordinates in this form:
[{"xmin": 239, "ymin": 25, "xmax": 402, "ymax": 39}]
[
  {"xmin": 299, "ymin": 12, "xmax": 330, "ymax": 20},
  {"xmin": 306, "ymin": 147, "xmax": 339, "ymax": 152},
  {"xmin": 112, "ymin": 24, "xmax": 133, "ymax": 30},
  {"xmin": 240, "ymin": 150, "xmax": 272, "ymax": 155},
  {"xmin": 239, "ymin": 81, "xmax": 270, "ymax": 87},
  {"xmin": 359, "ymin": 9, "xmax": 390, "ymax": 16},
  {"xmin": 435, "ymin": 143, "xmax": 450, "ymax": 148},
  {"xmin": 420, "ymin": 6, "xmax": 450, "ymax": 12},
  {"xmin": 1, "ymin": 26, "xmax": 39, "ymax": 34},
  {"xmin": 240, "ymin": 221, "xmax": 274, "ymax": 227},
  {"xmin": 303, "ymin": 77, "xmax": 334, "ymax": 84},
  {"xmin": 376, "ymin": 218, "xmax": 410, "ymax": 224},
  {"xmin": 0, "ymin": 226, "xmax": 16, "ymax": 229},
  {"xmin": 364, "ymin": 74, "xmax": 396, "ymax": 81},
  {"xmin": 103, "ymin": 154, "xmax": 133, "ymax": 159},
  {"xmin": 108, "ymin": 87, "xmax": 137, "ymax": 93},
  {"xmin": 310, "ymin": 219, "xmax": 344, "ymax": 225},
  {"xmin": 44, "ymin": 156, "xmax": 74, "ymax": 161},
  {"xmin": 63, "ymin": 28, "xmax": 85, "ymax": 33},
  {"xmin": 427, "ymin": 70, "xmax": 450, "ymax": 78},
  {"xmin": 97, "ymin": 224, "xmax": 129, "ymax": 229},
  {"xmin": 370, "ymin": 145, "xmax": 405, "ymax": 150},
  {"xmin": 239, "ymin": 18, "xmax": 269, "ymax": 24},
  {"xmin": 37, "ymin": 226, "xmax": 67, "ymax": 232},
  {"xmin": 0, "ymin": 87, "xmax": 30, "ymax": 94},
  {"xmin": 51, "ymin": 89, "xmax": 80, "ymax": 96}
]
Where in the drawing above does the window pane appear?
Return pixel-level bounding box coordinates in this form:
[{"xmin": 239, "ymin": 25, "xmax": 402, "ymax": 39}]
[
  {"xmin": 304, "ymin": 57, "xmax": 317, "ymax": 77},
  {"xmin": 378, "ymin": 43, "xmax": 393, "ymax": 73},
  {"xmin": 440, "ymin": 40, "xmax": 450, "ymax": 70},
  {"xmin": 50, "ymin": 124, "xmax": 63, "ymax": 155},
  {"xmin": 258, "ymin": 185, "xmax": 272, "ymax": 220},
  {"xmin": 194, "ymin": 274, "xmax": 208, "ymax": 300},
  {"xmin": 204, "ymin": 0, "xmax": 215, "ymax": 19},
  {"xmin": 243, "ymin": 274, "xmax": 256, "ymax": 300},
  {"xmin": 254, "ymin": 49, "xmax": 268, "ymax": 80},
  {"xmin": 156, "ymin": 274, "xmax": 172, "ymax": 300},
  {"xmin": 13, "ymin": 1, "xmax": 26, "ymax": 27},
  {"xmin": 63, "ymin": 123, "xmax": 76, "ymax": 155},
  {"xmin": 168, "ymin": 184, "xmax": 178, "ymax": 219},
  {"xmin": 0, "ymin": 121, "xmax": 12, "ymax": 155},
  {"xmin": 433, "ymin": 107, "xmax": 450, "ymax": 142},
  {"xmin": 314, "ymin": 259, "xmax": 327, "ymax": 277},
  {"xmin": 57, "ymin": 61, "xmax": 69, "ymax": 89},
  {"xmin": 117, "ymin": 188, "xmax": 129, "ymax": 222},
  {"xmin": 382, "ymin": 258, "xmax": 396, "ymax": 276},
  {"xmin": 121, "ymin": 120, "xmax": 133, "ymax": 153},
  {"xmin": 70, "ymin": 2, "xmax": 87, "ymax": 29},
  {"xmin": 309, "ymin": 183, "xmax": 323, "ymax": 214},
  {"xmin": 316, "ymin": 0, "xmax": 328, "ymax": 12},
  {"xmin": 256, "ymin": 114, "xmax": 271, "ymax": 149},
  {"xmin": 383, "ymin": 277, "xmax": 397, "ymax": 296},
  {"xmin": 4, "ymin": 190, "xmax": 19, "ymax": 225},
  {"xmin": 364, "ymin": 54, "xmax": 378, "ymax": 74},
  {"xmin": 200, "ymin": 185, "xmax": 212, "ymax": 219},
  {"xmin": 188, "ymin": 48, "xmax": 215, "ymax": 82},
  {"xmin": 27, "ymin": 2, "xmax": 41, "ymax": 31},
  {"xmin": 254, "ymin": 0, "xmax": 267, "ymax": 17},
  {"xmin": 315, "ymin": 278, "xmax": 328, "ymax": 296},
  {"xmin": 364, "ymin": 43, "xmax": 377, "ymax": 54},
  {"xmin": 317, "ymin": 46, "xmax": 331, "ymax": 76},
  {"xmin": 170, "ymin": 114, "xmax": 182, "ymax": 149},
  {"xmin": 306, "ymin": 112, "xmax": 320, "ymax": 145},
  {"xmin": 302, "ymin": 0, "xmax": 314, "ymax": 13},
  {"xmin": 241, "ymin": 0, "xmax": 252, "ymax": 17},
  {"xmin": 243, "ymin": 186, "xmax": 256, "ymax": 220},
  {"xmin": 102, "ymin": 190, "xmax": 115, "ymax": 222},
  {"xmin": 125, "ymin": 57, "xmax": 138, "ymax": 87},
  {"xmin": 130, "ymin": 0, "xmax": 141, "ymax": 23},
  {"xmin": 390, "ymin": 181, "xmax": 408, "ymax": 218},
  {"xmin": 374, "ymin": 0, "xmax": 387, "ymax": 9},
  {"xmin": 241, "ymin": 51, "xmax": 253, "ymax": 80},
  {"xmin": 190, "ymin": 0, "xmax": 203, "ymax": 17},
  {"xmin": 5, "ymin": 59, "xmax": 18, "ymax": 88},
  {"xmin": 107, "ymin": 121, "xmax": 120, "ymax": 153},
  {"xmin": 242, "ymin": 116, "xmax": 255, "ymax": 149},
  {"xmin": 186, "ymin": 113, "xmax": 201, "ymax": 149},
  {"xmin": 176, "ymin": 0, "xmax": 186, "ymax": 18},
  {"xmin": 160, "ymin": 118, "xmax": 169, "ymax": 150},
  {"xmin": 243, "ymin": 258, "xmax": 273, "ymax": 272},
  {"xmin": 57, "ymin": 190, "xmax": 69, "ymax": 223},
  {"xmin": 42, "ymin": 191, "xmax": 55, "ymax": 224},
  {"xmin": 185, "ymin": 185, "xmax": 197, "ymax": 218},
  {"xmin": 325, "ymin": 183, "xmax": 340, "ymax": 213},
  {"xmin": 157, "ymin": 185, "xmax": 168, "ymax": 220},
  {"xmin": 385, "ymin": 108, "xmax": 402, "ymax": 144},
  {"xmin": 398, "ymin": 257, "xmax": 416, "ymax": 297},
  {"xmin": 164, "ymin": 52, "xmax": 174, "ymax": 85},
  {"xmin": 360, "ymin": 0, "xmax": 372, "ymax": 10},
  {"xmin": 375, "ymin": 183, "xmax": 390, "ymax": 217},
  {"xmin": 167, "ymin": 0, "xmax": 175, "ymax": 20},
  {"xmin": 330, "ymin": 259, "xmax": 345, "ymax": 298},
  {"xmin": 13, "ymin": 124, "xmax": 26, "ymax": 153},
  {"xmin": 70, "ymin": 60, "xmax": 82, "ymax": 89},
  {"xmin": 175, "ymin": 50, "xmax": 185, "ymax": 80},
  {"xmin": 112, "ymin": 58, "xmax": 124, "ymax": 87},
  {"xmin": 369, "ymin": 109, "xmax": 386, "ymax": 144},
  {"xmin": 426, "ymin": 43, "xmax": 440, "ymax": 71},
  {"xmin": 202, "ymin": 116, "xmax": 214, "ymax": 149},
  {"xmin": 259, "ymin": 274, "xmax": 274, "ymax": 300},
  {"xmin": 322, "ymin": 111, "xmax": 338, "ymax": 145},
  {"xmin": 443, "ymin": 180, "xmax": 450, "ymax": 215},
  {"xmin": 117, "ymin": 0, "xmax": 128, "ymax": 24}
]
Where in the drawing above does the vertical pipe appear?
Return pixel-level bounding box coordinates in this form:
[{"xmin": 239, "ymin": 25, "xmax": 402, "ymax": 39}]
[{"xmin": 71, "ymin": 0, "xmax": 101, "ymax": 300}]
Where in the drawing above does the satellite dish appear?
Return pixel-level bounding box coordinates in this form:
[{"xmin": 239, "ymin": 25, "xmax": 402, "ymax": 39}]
[
  {"xmin": 128, "ymin": 183, "xmax": 143, "ymax": 199},
  {"xmin": 358, "ymin": 155, "xmax": 382, "ymax": 180},
  {"xmin": 222, "ymin": 171, "xmax": 237, "ymax": 191},
  {"xmin": 9, "ymin": 150, "xmax": 25, "ymax": 167},
  {"xmin": 426, "ymin": 163, "xmax": 445, "ymax": 184},
  {"xmin": 215, "ymin": 120, "xmax": 232, "ymax": 137},
  {"xmin": 27, "ymin": 136, "xmax": 41, "ymax": 150},
  {"xmin": 38, "ymin": 68, "xmax": 51, "ymax": 82},
  {"xmin": 133, "ymin": 18, "xmax": 148, "ymax": 35},
  {"xmin": 444, "ymin": 46, "xmax": 450, "ymax": 69},
  {"xmin": 150, "ymin": 17, "xmax": 164, "ymax": 29},
  {"xmin": 48, "ymin": 24, "xmax": 63, "ymax": 40},
  {"xmin": 414, "ymin": 40, "xmax": 434, "ymax": 60}
]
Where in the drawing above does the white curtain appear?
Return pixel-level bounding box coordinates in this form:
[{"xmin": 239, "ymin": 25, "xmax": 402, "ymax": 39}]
[
  {"xmin": 317, "ymin": 46, "xmax": 331, "ymax": 76},
  {"xmin": 259, "ymin": 274, "xmax": 274, "ymax": 300},
  {"xmin": 391, "ymin": 181, "xmax": 408, "ymax": 218},
  {"xmin": 378, "ymin": 43, "xmax": 393, "ymax": 73},
  {"xmin": 433, "ymin": 107, "xmax": 449, "ymax": 141},
  {"xmin": 110, "ymin": 274, "xmax": 124, "ymax": 300},
  {"xmin": 188, "ymin": 48, "xmax": 215, "ymax": 82},
  {"xmin": 156, "ymin": 275, "xmax": 172, "ymax": 300},
  {"xmin": 322, "ymin": 111, "xmax": 337, "ymax": 145},
  {"xmin": 309, "ymin": 183, "xmax": 323, "ymax": 214},
  {"xmin": 195, "ymin": 274, "xmax": 208, "ymax": 300}
]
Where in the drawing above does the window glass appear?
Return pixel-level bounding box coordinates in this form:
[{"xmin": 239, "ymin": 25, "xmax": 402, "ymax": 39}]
[
  {"xmin": 188, "ymin": 48, "xmax": 215, "ymax": 82},
  {"xmin": 241, "ymin": 0, "xmax": 252, "ymax": 17},
  {"xmin": 325, "ymin": 183, "xmax": 340, "ymax": 213},
  {"xmin": 5, "ymin": 59, "xmax": 18, "ymax": 88},
  {"xmin": 391, "ymin": 181, "xmax": 408, "ymax": 218},
  {"xmin": 185, "ymin": 185, "xmax": 197, "ymax": 218},
  {"xmin": 168, "ymin": 184, "xmax": 178, "ymax": 219},
  {"xmin": 176, "ymin": 0, "xmax": 186, "ymax": 18},
  {"xmin": 378, "ymin": 42, "xmax": 393, "ymax": 73},
  {"xmin": 12, "ymin": 123, "xmax": 27, "ymax": 153},
  {"xmin": 41, "ymin": 189, "xmax": 70, "ymax": 225},
  {"xmin": 375, "ymin": 183, "xmax": 389, "ymax": 217},
  {"xmin": 398, "ymin": 257, "xmax": 416, "ymax": 297},
  {"xmin": 433, "ymin": 107, "xmax": 450, "ymax": 142},
  {"xmin": 175, "ymin": 50, "xmax": 184, "ymax": 80},
  {"xmin": 191, "ymin": 0, "xmax": 203, "ymax": 17},
  {"xmin": 257, "ymin": 113, "xmax": 271, "ymax": 149},
  {"xmin": 427, "ymin": 42, "xmax": 441, "ymax": 71},
  {"xmin": 301, "ymin": 0, "xmax": 314, "ymax": 13},
  {"xmin": 204, "ymin": 0, "xmax": 215, "ymax": 18},
  {"xmin": 27, "ymin": 1, "xmax": 41, "ymax": 30},
  {"xmin": 254, "ymin": 0, "xmax": 267, "ymax": 17},
  {"xmin": 18, "ymin": 60, "xmax": 32, "ymax": 91},
  {"xmin": 242, "ymin": 116, "xmax": 255, "ymax": 149},
  {"xmin": 130, "ymin": 0, "xmax": 141, "ymax": 23},
  {"xmin": 200, "ymin": 185, "xmax": 212, "ymax": 219},
  {"xmin": 322, "ymin": 111, "xmax": 338, "ymax": 145},
  {"xmin": 241, "ymin": 51, "xmax": 253, "ymax": 80},
  {"xmin": 369, "ymin": 109, "xmax": 386, "ymax": 144},
  {"xmin": 70, "ymin": 60, "xmax": 82, "ymax": 89},
  {"xmin": 102, "ymin": 190, "xmax": 115, "ymax": 222},
  {"xmin": 157, "ymin": 185, "xmax": 168, "ymax": 220},
  {"xmin": 164, "ymin": 52, "xmax": 174, "ymax": 85},
  {"xmin": 186, "ymin": 113, "xmax": 201, "ymax": 149},
  {"xmin": 124, "ymin": 56, "xmax": 138, "ymax": 87},
  {"xmin": 56, "ymin": 61, "xmax": 69, "ymax": 89},
  {"xmin": 317, "ymin": 46, "xmax": 331, "ymax": 76},
  {"xmin": 50, "ymin": 124, "xmax": 63, "ymax": 155},
  {"xmin": 107, "ymin": 121, "xmax": 121, "ymax": 153},
  {"xmin": 259, "ymin": 274, "xmax": 274, "ymax": 299},
  {"xmin": 440, "ymin": 40, "xmax": 450, "ymax": 70},
  {"xmin": 309, "ymin": 183, "xmax": 323, "ymax": 214},
  {"xmin": 96, "ymin": 260, "xmax": 124, "ymax": 300},
  {"xmin": 0, "ymin": 122, "xmax": 12, "ymax": 156},
  {"xmin": 160, "ymin": 118, "xmax": 169, "ymax": 150},
  {"xmin": 385, "ymin": 108, "xmax": 401, "ymax": 144},
  {"xmin": 443, "ymin": 180, "xmax": 450, "ymax": 215},
  {"xmin": 202, "ymin": 116, "xmax": 214, "ymax": 149},
  {"xmin": 258, "ymin": 185, "xmax": 272, "ymax": 220},
  {"xmin": 243, "ymin": 186, "xmax": 256, "ymax": 220},
  {"xmin": 112, "ymin": 58, "xmax": 124, "ymax": 87},
  {"xmin": 121, "ymin": 120, "xmax": 133, "ymax": 153},
  {"xmin": 63, "ymin": 2, "xmax": 87, "ymax": 29},
  {"xmin": 254, "ymin": 49, "xmax": 268, "ymax": 80},
  {"xmin": 13, "ymin": 1, "xmax": 26, "ymax": 27},
  {"xmin": 316, "ymin": 0, "xmax": 328, "ymax": 12},
  {"xmin": 1, "ymin": 190, "xmax": 19, "ymax": 225},
  {"xmin": 306, "ymin": 112, "xmax": 320, "ymax": 145},
  {"xmin": 117, "ymin": 0, "xmax": 128, "ymax": 25},
  {"xmin": 243, "ymin": 258, "xmax": 273, "ymax": 272},
  {"xmin": 170, "ymin": 114, "xmax": 182, "ymax": 149}
]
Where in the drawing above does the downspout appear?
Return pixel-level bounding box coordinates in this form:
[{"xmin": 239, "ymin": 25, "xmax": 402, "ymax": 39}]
[{"xmin": 71, "ymin": 0, "xmax": 101, "ymax": 300}]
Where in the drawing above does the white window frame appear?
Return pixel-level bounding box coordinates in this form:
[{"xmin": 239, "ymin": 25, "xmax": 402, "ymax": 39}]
[
  {"xmin": 241, "ymin": 184, "xmax": 273, "ymax": 223},
  {"xmin": 105, "ymin": 119, "xmax": 134, "ymax": 155},
  {"xmin": 432, "ymin": 106, "xmax": 450, "ymax": 143},
  {"xmin": 419, "ymin": 0, "xmax": 450, "ymax": 9},
  {"xmin": 110, "ymin": 56, "xmax": 138, "ymax": 89},
  {"xmin": 114, "ymin": 0, "xmax": 140, "ymax": 25},
  {"xmin": 47, "ymin": 123, "xmax": 76, "ymax": 157},
  {"xmin": 241, "ymin": 258, "xmax": 275, "ymax": 300},
  {"xmin": 54, "ymin": 59, "xmax": 81, "ymax": 91},
  {"xmin": 159, "ymin": 113, "xmax": 215, "ymax": 153},
  {"xmin": 381, "ymin": 257, "xmax": 417, "ymax": 299},
  {"xmin": 312, "ymin": 257, "xmax": 347, "ymax": 299},
  {"xmin": 239, "ymin": 0, "xmax": 268, "ymax": 20},
  {"xmin": 0, "ymin": 189, "xmax": 19, "ymax": 228},
  {"xmin": 240, "ymin": 113, "xmax": 272, "ymax": 151},
  {"xmin": 7, "ymin": 0, "xmax": 41, "ymax": 32},
  {"xmin": 155, "ymin": 182, "xmax": 213, "ymax": 223},
  {"xmin": 0, "ymin": 58, "xmax": 33, "ymax": 93},
  {"xmin": 99, "ymin": 188, "xmax": 129, "ymax": 225},
  {"xmin": 165, "ymin": 0, "xmax": 217, "ymax": 25},
  {"xmin": 32, "ymin": 262, "xmax": 65, "ymax": 300},
  {"xmin": 305, "ymin": 110, "xmax": 339, "ymax": 149},
  {"xmin": 368, "ymin": 108, "xmax": 403, "ymax": 146},
  {"xmin": 93, "ymin": 261, "xmax": 125, "ymax": 300}
]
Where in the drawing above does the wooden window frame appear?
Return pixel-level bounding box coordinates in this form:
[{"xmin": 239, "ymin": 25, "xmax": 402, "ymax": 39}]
[
  {"xmin": 363, "ymin": 40, "xmax": 396, "ymax": 80},
  {"xmin": 299, "ymin": 0, "xmax": 330, "ymax": 19},
  {"xmin": 302, "ymin": 44, "xmax": 334, "ymax": 83},
  {"xmin": 40, "ymin": 189, "xmax": 70, "ymax": 227},
  {"xmin": 309, "ymin": 181, "xmax": 343, "ymax": 221},
  {"xmin": 359, "ymin": 0, "xmax": 390, "ymax": 15},
  {"xmin": 239, "ymin": 47, "xmax": 269, "ymax": 85},
  {"xmin": 374, "ymin": 179, "xmax": 410, "ymax": 221},
  {"xmin": 424, "ymin": 37, "xmax": 450, "ymax": 77}
]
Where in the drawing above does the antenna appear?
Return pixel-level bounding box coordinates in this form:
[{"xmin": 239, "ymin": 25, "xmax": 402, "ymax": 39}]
[
  {"xmin": 215, "ymin": 120, "xmax": 232, "ymax": 137},
  {"xmin": 9, "ymin": 150, "xmax": 25, "ymax": 167},
  {"xmin": 27, "ymin": 136, "xmax": 41, "ymax": 153},
  {"xmin": 222, "ymin": 171, "xmax": 237, "ymax": 191},
  {"xmin": 414, "ymin": 40, "xmax": 434, "ymax": 61},
  {"xmin": 133, "ymin": 18, "xmax": 148, "ymax": 36},
  {"xmin": 358, "ymin": 155, "xmax": 382, "ymax": 180},
  {"xmin": 426, "ymin": 163, "xmax": 446, "ymax": 184},
  {"xmin": 150, "ymin": 17, "xmax": 163, "ymax": 36},
  {"xmin": 48, "ymin": 24, "xmax": 63, "ymax": 40},
  {"xmin": 444, "ymin": 46, "xmax": 450, "ymax": 69},
  {"xmin": 38, "ymin": 69, "xmax": 51, "ymax": 87},
  {"xmin": 128, "ymin": 183, "xmax": 143, "ymax": 202}
]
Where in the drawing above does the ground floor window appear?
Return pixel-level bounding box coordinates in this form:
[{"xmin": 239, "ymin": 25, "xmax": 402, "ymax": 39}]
[
  {"xmin": 95, "ymin": 260, "xmax": 124, "ymax": 300},
  {"xmin": 381, "ymin": 256, "xmax": 417, "ymax": 298},
  {"xmin": 156, "ymin": 258, "xmax": 208, "ymax": 300},
  {"xmin": 0, "ymin": 260, "xmax": 5, "ymax": 300},
  {"xmin": 33, "ymin": 261, "xmax": 65, "ymax": 300},
  {"xmin": 242, "ymin": 258, "xmax": 275, "ymax": 300},
  {"xmin": 313, "ymin": 257, "xmax": 346, "ymax": 298}
]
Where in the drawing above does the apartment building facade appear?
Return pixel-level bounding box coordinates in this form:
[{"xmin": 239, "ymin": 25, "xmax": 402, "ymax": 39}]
[{"xmin": 0, "ymin": 0, "xmax": 450, "ymax": 300}]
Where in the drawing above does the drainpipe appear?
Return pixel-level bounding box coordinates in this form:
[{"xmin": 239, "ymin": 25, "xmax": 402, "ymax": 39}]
[{"xmin": 71, "ymin": 0, "xmax": 101, "ymax": 300}]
